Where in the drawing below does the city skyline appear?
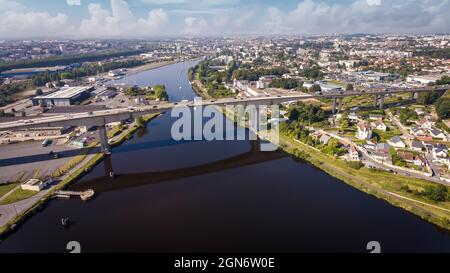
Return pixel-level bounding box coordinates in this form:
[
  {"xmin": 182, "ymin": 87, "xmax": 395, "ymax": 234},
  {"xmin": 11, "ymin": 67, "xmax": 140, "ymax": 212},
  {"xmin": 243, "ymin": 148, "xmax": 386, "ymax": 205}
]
[{"xmin": 0, "ymin": 0, "xmax": 449, "ymax": 38}]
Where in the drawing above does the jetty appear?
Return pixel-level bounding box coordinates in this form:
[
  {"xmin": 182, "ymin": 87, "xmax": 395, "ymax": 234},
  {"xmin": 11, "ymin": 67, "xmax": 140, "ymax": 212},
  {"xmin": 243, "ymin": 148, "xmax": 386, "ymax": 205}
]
[{"xmin": 54, "ymin": 189, "xmax": 95, "ymax": 201}]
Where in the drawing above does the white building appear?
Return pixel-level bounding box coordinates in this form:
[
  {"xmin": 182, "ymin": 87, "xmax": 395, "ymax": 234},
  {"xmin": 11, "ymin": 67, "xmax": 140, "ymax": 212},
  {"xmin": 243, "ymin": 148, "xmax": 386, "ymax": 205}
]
[
  {"xmin": 357, "ymin": 122, "xmax": 372, "ymax": 140},
  {"xmin": 21, "ymin": 178, "xmax": 52, "ymax": 192},
  {"xmin": 406, "ymin": 74, "xmax": 444, "ymax": 85}
]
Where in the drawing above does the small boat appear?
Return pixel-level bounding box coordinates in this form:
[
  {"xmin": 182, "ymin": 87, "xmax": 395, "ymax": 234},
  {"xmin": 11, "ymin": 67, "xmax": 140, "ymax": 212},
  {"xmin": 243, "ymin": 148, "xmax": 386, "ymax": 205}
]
[{"xmin": 61, "ymin": 217, "xmax": 70, "ymax": 228}]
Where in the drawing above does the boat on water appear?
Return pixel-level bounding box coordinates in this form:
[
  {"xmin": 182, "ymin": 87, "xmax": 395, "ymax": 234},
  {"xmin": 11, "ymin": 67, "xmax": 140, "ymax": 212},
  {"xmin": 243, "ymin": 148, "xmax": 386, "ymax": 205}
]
[
  {"xmin": 80, "ymin": 189, "xmax": 95, "ymax": 201},
  {"xmin": 61, "ymin": 217, "xmax": 70, "ymax": 228}
]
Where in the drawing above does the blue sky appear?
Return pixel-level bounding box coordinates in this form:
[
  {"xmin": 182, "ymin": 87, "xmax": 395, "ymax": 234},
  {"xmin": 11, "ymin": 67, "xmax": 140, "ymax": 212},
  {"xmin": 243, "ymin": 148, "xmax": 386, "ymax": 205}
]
[{"xmin": 0, "ymin": 0, "xmax": 448, "ymax": 38}]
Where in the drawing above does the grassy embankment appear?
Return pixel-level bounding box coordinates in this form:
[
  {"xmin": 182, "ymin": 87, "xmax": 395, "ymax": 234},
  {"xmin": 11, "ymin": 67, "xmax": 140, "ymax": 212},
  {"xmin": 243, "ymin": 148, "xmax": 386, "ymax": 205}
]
[
  {"xmin": 0, "ymin": 183, "xmax": 19, "ymax": 199},
  {"xmin": 108, "ymin": 113, "xmax": 161, "ymax": 147},
  {"xmin": 278, "ymin": 133, "xmax": 450, "ymax": 230}
]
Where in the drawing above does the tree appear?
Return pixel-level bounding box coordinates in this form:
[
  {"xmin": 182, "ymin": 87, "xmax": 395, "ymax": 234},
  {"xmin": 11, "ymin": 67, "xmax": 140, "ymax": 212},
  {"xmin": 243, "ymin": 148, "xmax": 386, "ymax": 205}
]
[
  {"xmin": 309, "ymin": 84, "xmax": 322, "ymax": 93},
  {"xmin": 398, "ymin": 108, "xmax": 418, "ymax": 124},
  {"xmin": 288, "ymin": 107, "xmax": 300, "ymax": 121},
  {"xmin": 424, "ymin": 185, "xmax": 448, "ymax": 202},
  {"xmin": 269, "ymin": 79, "xmax": 300, "ymax": 89},
  {"xmin": 436, "ymin": 76, "xmax": 450, "ymax": 85},
  {"xmin": 339, "ymin": 115, "xmax": 350, "ymax": 132},
  {"xmin": 35, "ymin": 89, "xmax": 44, "ymax": 96},
  {"xmin": 435, "ymin": 96, "xmax": 450, "ymax": 119},
  {"xmin": 154, "ymin": 85, "xmax": 168, "ymax": 101},
  {"xmin": 417, "ymin": 91, "xmax": 441, "ymax": 105},
  {"xmin": 302, "ymin": 66, "xmax": 323, "ymax": 80},
  {"xmin": 346, "ymin": 84, "xmax": 354, "ymax": 91},
  {"xmin": 135, "ymin": 116, "xmax": 145, "ymax": 128}
]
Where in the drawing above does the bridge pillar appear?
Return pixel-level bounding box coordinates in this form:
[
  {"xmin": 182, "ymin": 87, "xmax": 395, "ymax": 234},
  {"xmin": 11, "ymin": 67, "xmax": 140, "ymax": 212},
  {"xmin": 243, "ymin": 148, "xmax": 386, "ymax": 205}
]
[
  {"xmin": 379, "ymin": 95, "xmax": 385, "ymax": 110},
  {"xmin": 104, "ymin": 154, "xmax": 115, "ymax": 178},
  {"xmin": 332, "ymin": 98, "xmax": 337, "ymax": 114},
  {"xmin": 373, "ymin": 95, "xmax": 378, "ymax": 108},
  {"xmin": 98, "ymin": 125, "xmax": 110, "ymax": 154},
  {"xmin": 410, "ymin": 92, "xmax": 418, "ymax": 101},
  {"xmin": 337, "ymin": 98, "xmax": 344, "ymax": 113}
]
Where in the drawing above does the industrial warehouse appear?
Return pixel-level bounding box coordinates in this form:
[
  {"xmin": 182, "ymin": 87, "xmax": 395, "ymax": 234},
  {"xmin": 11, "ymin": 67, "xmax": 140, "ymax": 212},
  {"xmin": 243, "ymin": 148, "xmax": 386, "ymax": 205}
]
[{"xmin": 32, "ymin": 86, "xmax": 94, "ymax": 107}]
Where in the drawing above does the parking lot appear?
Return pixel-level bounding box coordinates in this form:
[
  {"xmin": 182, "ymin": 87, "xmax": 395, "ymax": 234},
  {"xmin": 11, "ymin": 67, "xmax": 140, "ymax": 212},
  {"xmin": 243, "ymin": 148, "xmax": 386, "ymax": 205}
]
[{"xmin": 0, "ymin": 131, "xmax": 99, "ymax": 184}]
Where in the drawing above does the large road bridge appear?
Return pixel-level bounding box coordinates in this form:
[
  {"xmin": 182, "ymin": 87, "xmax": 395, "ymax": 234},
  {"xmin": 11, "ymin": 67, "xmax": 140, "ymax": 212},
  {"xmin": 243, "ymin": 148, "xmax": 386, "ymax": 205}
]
[{"xmin": 0, "ymin": 85, "xmax": 448, "ymax": 154}]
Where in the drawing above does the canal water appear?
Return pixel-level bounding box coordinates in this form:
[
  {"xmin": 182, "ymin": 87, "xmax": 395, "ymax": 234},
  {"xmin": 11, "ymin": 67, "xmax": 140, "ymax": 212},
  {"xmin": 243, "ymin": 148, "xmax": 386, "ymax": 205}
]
[{"xmin": 1, "ymin": 60, "xmax": 450, "ymax": 253}]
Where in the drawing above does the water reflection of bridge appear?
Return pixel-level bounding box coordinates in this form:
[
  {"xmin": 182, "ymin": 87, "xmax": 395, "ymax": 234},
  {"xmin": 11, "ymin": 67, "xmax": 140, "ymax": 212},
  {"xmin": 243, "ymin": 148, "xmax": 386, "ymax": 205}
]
[{"xmin": 70, "ymin": 140, "xmax": 287, "ymax": 193}]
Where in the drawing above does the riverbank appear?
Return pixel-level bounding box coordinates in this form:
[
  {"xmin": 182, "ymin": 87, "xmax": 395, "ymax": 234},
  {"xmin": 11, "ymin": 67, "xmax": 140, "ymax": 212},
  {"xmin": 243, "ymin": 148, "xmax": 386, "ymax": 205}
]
[
  {"xmin": 0, "ymin": 113, "xmax": 162, "ymax": 237},
  {"xmin": 278, "ymin": 134, "xmax": 450, "ymax": 230}
]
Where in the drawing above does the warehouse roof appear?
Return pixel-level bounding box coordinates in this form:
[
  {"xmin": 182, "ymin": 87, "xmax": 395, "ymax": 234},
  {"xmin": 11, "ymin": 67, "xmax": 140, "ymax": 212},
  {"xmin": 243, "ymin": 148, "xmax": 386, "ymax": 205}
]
[{"xmin": 35, "ymin": 86, "xmax": 93, "ymax": 100}]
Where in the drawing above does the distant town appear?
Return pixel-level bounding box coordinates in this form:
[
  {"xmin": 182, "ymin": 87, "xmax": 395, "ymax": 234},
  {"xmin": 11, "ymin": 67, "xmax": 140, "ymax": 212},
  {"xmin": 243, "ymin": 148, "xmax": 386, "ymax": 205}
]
[{"xmin": 0, "ymin": 34, "xmax": 450, "ymax": 236}]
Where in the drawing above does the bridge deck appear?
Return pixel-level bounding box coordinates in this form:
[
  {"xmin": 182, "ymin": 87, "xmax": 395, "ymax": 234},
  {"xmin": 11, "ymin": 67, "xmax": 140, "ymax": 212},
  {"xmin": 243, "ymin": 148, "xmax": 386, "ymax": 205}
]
[{"xmin": 0, "ymin": 85, "xmax": 448, "ymax": 131}]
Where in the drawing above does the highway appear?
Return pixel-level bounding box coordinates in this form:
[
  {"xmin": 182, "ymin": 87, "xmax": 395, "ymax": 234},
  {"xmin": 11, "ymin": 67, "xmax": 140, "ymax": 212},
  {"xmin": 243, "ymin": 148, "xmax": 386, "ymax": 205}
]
[{"xmin": 0, "ymin": 85, "xmax": 448, "ymax": 131}]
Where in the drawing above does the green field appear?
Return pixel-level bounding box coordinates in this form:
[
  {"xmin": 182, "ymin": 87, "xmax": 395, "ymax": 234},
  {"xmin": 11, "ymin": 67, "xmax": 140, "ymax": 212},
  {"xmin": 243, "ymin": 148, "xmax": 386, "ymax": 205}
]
[
  {"xmin": 0, "ymin": 183, "xmax": 19, "ymax": 198},
  {"xmin": 0, "ymin": 188, "xmax": 38, "ymax": 205}
]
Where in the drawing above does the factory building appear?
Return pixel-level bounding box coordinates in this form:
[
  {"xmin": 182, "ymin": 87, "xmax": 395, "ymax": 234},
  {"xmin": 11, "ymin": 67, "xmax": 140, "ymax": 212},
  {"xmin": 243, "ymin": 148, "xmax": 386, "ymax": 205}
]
[{"xmin": 32, "ymin": 86, "xmax": 94, "ymax": 107}]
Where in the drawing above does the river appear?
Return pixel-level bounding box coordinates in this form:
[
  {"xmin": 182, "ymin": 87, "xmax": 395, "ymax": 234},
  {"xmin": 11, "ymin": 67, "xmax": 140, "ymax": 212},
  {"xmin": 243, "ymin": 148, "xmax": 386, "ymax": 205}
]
[{"xmin": 1, "ymin": 60, "xmax": 450, "ymax": 253}]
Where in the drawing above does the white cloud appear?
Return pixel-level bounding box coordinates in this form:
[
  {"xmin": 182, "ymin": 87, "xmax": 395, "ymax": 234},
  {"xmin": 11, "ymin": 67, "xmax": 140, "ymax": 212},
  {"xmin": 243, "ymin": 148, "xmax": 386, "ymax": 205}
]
[
  {"xmin": 366, "ymin": 0, "xmax": 382, "ymax": 6},
  {"xmin": 184, "ymin": 16, "xmax": 208, "ymax": 35},
  {"xmin": 0, "ymin": 0, "xmax": 74, "ymax": 38},
  {"xmin": 264, "ymin": 7, "xmax": 283, "ymax": 34},
  {"xmin": 79, "ymin": 0, "xmax": 169, "ymax": 37},
  {"xmin": 281, "ymin": 0, "xmax": 450, "ymax": 34},
  {"xmin": 66, "ymin": 0, "xmax": 81, "ymax": 6},
  {"xmin": 140, "ymin": 0, "xmax": 239, "ymax": 6},
  {"xmin": 0, "ymin": 0, "xmax": 448, "ymax": 38}
]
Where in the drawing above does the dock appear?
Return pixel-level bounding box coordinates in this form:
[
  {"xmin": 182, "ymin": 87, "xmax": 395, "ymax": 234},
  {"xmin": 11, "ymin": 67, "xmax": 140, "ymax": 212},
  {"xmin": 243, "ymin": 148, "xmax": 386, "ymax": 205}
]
[{"xmin": 54, "ymin": 189, "xmax": 95, "ymax": 201}]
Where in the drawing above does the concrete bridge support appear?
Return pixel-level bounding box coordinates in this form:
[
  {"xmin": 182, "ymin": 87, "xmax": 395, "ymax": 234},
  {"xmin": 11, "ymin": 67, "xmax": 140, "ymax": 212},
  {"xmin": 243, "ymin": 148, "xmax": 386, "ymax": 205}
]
[
  {"xmin": 410, "ymin": 92, "xmax": 417, "ymax": 101},
  {"xmin": 373, "ymin": 95, "xmax": 379, "ymax": 108},
  {"xmin": 379, "ymin": 95, "xmax": 385, "ymax": 110},
  {"xmin": 104, "ymin": 154, "xmax": 115, "ymax": 178},
  {"xmin": 332, "ymin": 98, "xmax": 337, "ymax": 114},
  {"xmin": 98, "ymin": 126, "xmax": 110, "ymax": 154},
  {"xmin": 337, "ymin": 98, "xmax": 344, "ymax": 113}
]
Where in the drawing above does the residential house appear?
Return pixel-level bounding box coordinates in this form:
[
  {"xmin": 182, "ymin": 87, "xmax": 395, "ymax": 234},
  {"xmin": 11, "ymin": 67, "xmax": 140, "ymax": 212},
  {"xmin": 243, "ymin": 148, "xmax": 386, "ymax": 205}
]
[
  {"xmin": 411, "ymin": 126, "xmax": 427, "ymax": 137},
  {"xmin": 357, "ymin": 122, "xmax": 372, "ymax": 140},
  {"xmin": 397, "ymin": 151, "xmax": 415, "ymax": 163},
  {"xmin": 349, "ymin": 146, "xmax": 360, "ymax": 161},
  {"xmin": 432, "ymin": 147, "xmax": 448, "ymax": 158},
  {"xmin": 410, "ymin": 140, "xmax": 424, "ymax": 152},
  {"xmin": 371, "ymin": 151, "xmax": 392, "ymax": 164},
  {"xmin": 376, "ymin": 143, "xmax": 391, "ymax": 154},
  {"xmin": 371, "ymin": 120, "xmax": 387, "ymax": 132},
  {"xmin": 388, "ymin": 136, "xmax": 406, "ymax": 149},
  {"xmin": 320, "ymin": 134, "xmax": 332, "ymax": 145},
  {"xmin": 348, "ymin": 112, "xmax": 359, "ymax": 122},
  {"xmin": 418, "ymin": 118, "xmax": 435, "ymax": 130},
  {"xmin": 429, "ymin": 129, "xmax": 446, "ymax": 140}
]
